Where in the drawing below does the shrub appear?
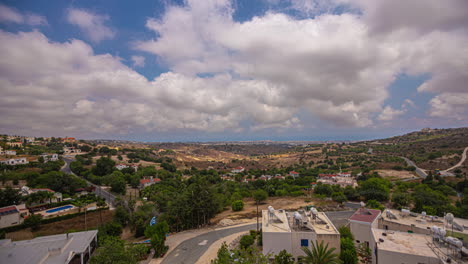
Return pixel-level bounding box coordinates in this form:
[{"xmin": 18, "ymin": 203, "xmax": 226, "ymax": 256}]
[
  {"xmin": 231, "ymin": 200, "xmax": 244, "ymax": 211},
  {"xmin": 239, "ymin": 234, "xmax": 254, "ymax": 249}
]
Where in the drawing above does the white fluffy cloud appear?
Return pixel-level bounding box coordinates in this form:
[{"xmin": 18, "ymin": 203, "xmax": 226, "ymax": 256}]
[
  {"xmin": 378, "ymin": 106, "xmax": 405, "ymax": 121},
  {"xmin": 0, "ymin": 4, "xmax": 47, "ymax": 26},
  {"xmin": 1, "ymin": 0, "xmax": 467, "ymax": 137},
  {"xmin": 0, "ymin": 30, "xmax": 300, "ymax": 136},
  {"xmin": 67, "ymin": 8, "xmax": 115, "ymax": 43},
  {"xmin": 429, "ymin": 93, "xmax": 468, "ymax": 120}
]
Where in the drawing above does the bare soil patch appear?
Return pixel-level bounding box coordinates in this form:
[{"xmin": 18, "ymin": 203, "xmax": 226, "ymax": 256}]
[
  {"xmin": 212, "ymin": 197, "xmax": 337, "ymax": 224},
  {"xmin": 375, "ymin": 169, "xmax": 416, "ymax": 180}
]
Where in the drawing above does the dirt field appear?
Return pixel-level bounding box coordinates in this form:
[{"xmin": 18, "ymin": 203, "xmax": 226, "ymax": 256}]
[
  {"xmin": 92, "ymin": 155, "xmax": 161, "ymax": 167},
  {"xmin": 375, "ymin": 170, "xmax": 416, "ymax": 180},
  {"xmin": 212, "ymin": 196, "xmax": 338, "ymax": 224},
  {"xmin": 6, "ymin": 209, "xmax": 114, "ymax": 241}
]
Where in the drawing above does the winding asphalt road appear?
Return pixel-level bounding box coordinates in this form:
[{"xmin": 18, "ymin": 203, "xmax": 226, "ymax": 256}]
[
  {"xmin": 161, "ymin": 208, "xmax": 356, "ymax": 264},
  {"xmin": 401, "ymin": 157, "xmax": 427, "ymax": 178},
  {"xmin": 61, "ymin": 157, "xmax": 117, "ymax": 206},
  {"xmin": 161, "ymin": 223, "xmax": 256, "ymax": 264},
  {"xmin": 444, "ymin": 146, "xmax": 468, "ymax": 172}
]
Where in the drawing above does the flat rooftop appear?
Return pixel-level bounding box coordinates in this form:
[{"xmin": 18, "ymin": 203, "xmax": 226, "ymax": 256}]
[
  {"xmin": 0, "ymin": 230, "xmax": 97, "ymax": 264},
  {"xmin": 263, "ymin": 209, "xmax": 339, "ymax": 235},
  {"xmin": 372, "ymin": 228, "xmax": 438, "ymax": 258},
  {"xmin": 382, "ymin": 209, "xmax": 468, "ymax": 235}
]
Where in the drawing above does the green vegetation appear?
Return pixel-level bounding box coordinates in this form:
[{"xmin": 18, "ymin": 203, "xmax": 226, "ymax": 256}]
[
  {"xmin": 231, "ymin": 200, "xmax": 244, "ymax": 211},
  {"xmin": 301, "ymin": 240, "xmax": 340, "ymax": 264}
]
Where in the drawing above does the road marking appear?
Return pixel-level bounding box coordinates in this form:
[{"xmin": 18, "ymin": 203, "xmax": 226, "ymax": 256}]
[{"xmin": 198, "ymin": 240, "xmax": 208, "ymax": 246}]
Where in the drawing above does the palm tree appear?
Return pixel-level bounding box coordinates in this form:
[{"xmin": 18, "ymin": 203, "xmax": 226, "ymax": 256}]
[{"xmin": 301, "ymin": 240, "xmax": 340, "ymax": 264}]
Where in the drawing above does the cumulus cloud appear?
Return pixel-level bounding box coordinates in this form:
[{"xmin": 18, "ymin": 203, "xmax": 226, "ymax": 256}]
[
  {"xmin": 342, "ymin": 0, "xmax": 468, "ymax": 34},
  {"xmin": 0, "ymin": 4, "xmax": 47, "ymax": 26},
  {"xmin": 378, "ymin": 106, "xmax": 405, "ymax": 121},
  {"xmin": 1, "ymin": 0, "xmax": 467, "ymax": 137},
  {"xmin": 67, "ymin": 8, "xmax": 115, "ymax": 43},
  {"xmin": 135, "ymin": 0, "xmax": 468, "ymax": 127},
  {"xmin": 0, "ymin": 30, "xmax": 300, "ymax": 136},
  {"xmin": 131, "ymin": 55, "xmax": 145, "ymax": 68},
  {"xmin": 428, "ymin": 93, "xmax": 468, "ymax": 121}
]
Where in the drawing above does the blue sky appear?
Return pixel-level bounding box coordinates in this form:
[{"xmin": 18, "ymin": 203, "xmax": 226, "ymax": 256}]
[{"xmin": 0, "ymin": 0, "xmax": 467, "ymax": 141}]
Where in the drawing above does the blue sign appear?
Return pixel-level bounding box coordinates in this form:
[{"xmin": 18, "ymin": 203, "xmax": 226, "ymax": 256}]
[{"xmin": 150, "ymin": 216, "xmax": 157, "ymax": 226}]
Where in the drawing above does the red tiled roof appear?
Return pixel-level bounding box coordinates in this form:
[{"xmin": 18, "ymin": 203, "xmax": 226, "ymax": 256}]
[
  {"xmin": 349, "ymin": 208, "xmax": 381, "ymax": 223},
  {"xmin": 140, "ymin": 178, "xmax": 161, "ymax": 184},
  {"xmin": 319, "ymin": 174, "xmax": 337, "ymax": 177},
  {"xmin": 233, "ymin": 166, "xmax": 244, "ymax": 170},
  {"xmin": 0, "ymin": 205, "xmax": 18, "ymax": 215},
  {"xmin": 290, "ymin": 171, "xmax": 299, "ymax": 174}
]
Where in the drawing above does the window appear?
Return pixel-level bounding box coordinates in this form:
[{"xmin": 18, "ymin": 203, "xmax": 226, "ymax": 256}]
[{"xmin": 300, "ymin": 239, "xmax": 308, "ymax": 247}]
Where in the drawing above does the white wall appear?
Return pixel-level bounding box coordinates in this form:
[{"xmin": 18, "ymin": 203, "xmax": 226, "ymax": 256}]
[{"xmin": 0, "ymin": 212, "xmax": 22, "ymax": 228}]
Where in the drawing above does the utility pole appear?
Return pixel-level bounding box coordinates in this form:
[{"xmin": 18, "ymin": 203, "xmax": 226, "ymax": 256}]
[{"xmin": 256, "ymin": 200, "xmax": 259, "ymax": 233}]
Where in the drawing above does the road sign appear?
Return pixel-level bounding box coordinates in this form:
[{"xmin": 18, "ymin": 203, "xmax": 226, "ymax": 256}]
[{"xmin": 150, "ymin": 216, "xmax": 157, "ymax": 226}]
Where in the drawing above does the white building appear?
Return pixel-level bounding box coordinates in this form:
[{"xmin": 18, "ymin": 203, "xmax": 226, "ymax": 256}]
[
  {"xmin": 349, "ymin": 207, "xmax": 381, "ymax": 247},
  {"xmin": 0, "ymin": 157, "xmax": 29, "ymax": 166},
  {"xmin": 0, "ymin": 230, "xmax": 98, "ymax": 264},
  {"xmin": 289, "ymin": 171, "xmax": 300, "ymax": 178},
  {"xmin": 40, "ymin": 153, "xmax": 59, "ymax": 162},
  {"xmin": 348, "ymin": 208, "xmax": 465, "ymax": 264},
  {"xmin": 1, "ymin": 150, "xmax": 17, "ymax": 156},
  {"xmin": 370, "ymin": 229, "xmax": 441, "ymax": 264},
  {"xmin": 231, "ymin": 166, "xmax": 245, "ymax": 173},
  {"xmin": 63, "ymin": 147, "xmax": 81, "ymax": 154},
  {"xmin": 262, "ymin": 207, "xmax": 340, "ymax": 261},
  {"xmin": 0, "ymin": 204, "xmax": 28, "ymax": 228},
  {"xmin": 139, "ymin": 177, "xmax": 161, "ymax": 189},
  {"xmin": 6, "ymin": 142, "xmax": 22, "ymax": 148}
]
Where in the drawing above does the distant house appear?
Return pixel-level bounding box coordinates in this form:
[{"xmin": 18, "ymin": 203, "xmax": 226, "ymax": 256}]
[
  {"xmin": 258, "ymin": 175, "xmax": 268, "ymax": 181},
  {"xmin": 3, "ymin": 150, "xmax": 16, "ymax": 156},
  {"xmin": 0, "ymin": 157, "xmax": 28, "ymax": 166},
  {"xmin": 22, "ymin": 187, "xmax": 63, "ymax": 203},
  {"xmin": 231, "ymin": 166, "xmax": 245, "ymax": 173},
  {"xmin": 274, "ymin": 175, "xmax": 285, "ymax": 180},
  {"xmin": 139, "ymin": 177, "xmax": 161, "ymax": 189},
  {"xmin": 289, "ymin": 171, "xmax": 299, "ymax": 178},
  {"xmin": 40, "ymin": 153, "xmax": 58, "ymax": 162},
  {"xmin": 6, "ymin": 142, "xmax": 22, "ymax": 148},
  {"xmin": 63, "ymin": 137, "xmax": 76, "ymax": 143},
  {"xmin": 0, "ymin": 204, "xmax": 28, "ymax": 228},
  {"xmin": 115, "ymin": 164, "xmax": 128, "ymax": 170},
  {"xmin": 115, "ymin": 164, "xmax": 138, "ymax": 171},
  {"xmin": 63, "ymin": 147, "xmax": 81, "ymax": 154}
]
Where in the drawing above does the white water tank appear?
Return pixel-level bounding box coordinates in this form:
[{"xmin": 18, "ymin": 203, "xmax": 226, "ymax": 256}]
[
  {"xmin": 401, "ymin": 209, "xmax": 410, "ymax": 216},
  {"xmin": 421, "ymin": 211, "xmax": 426, "ymax": 217},
  {"xmin": 445, "ymin": 213, "xmax": 454, "ymax": 224},
  {"xmin": 311, "ymin": 208, "xmax": 318, "ymax": 216},
  {"xmin": 294, "ymin": 212, "xmax": 302, "ymax": 221},
  {"xmin": 360, "ymin": 201, "xmax": 366, "ymax": 207},
  {"xmin": 268, "ymin": 206, "xmax": 275, "ymax": 214},
  {"xmin": 432, "ymin": 226, "xmax": 446, "ymax": 237},
  {"xmin": 446, "ymin": 237, "xmax": 463, "ymax": 248}
]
